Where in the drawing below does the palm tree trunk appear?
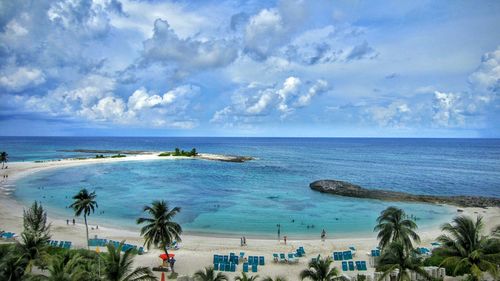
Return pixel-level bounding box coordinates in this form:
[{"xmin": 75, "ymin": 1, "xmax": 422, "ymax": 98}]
[{"xmin": 84, "ymin": 214, "xmax": 89, "ymax": 250}]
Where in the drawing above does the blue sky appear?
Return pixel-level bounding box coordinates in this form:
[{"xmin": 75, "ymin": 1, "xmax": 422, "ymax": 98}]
[{"xmin": 0, "ymin": 0, "xmax": 499, "ymax": 137}]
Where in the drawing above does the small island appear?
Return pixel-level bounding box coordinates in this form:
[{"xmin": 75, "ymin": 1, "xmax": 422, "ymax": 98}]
[{"xmin": 310, "ymin": 179, "xmax": 500, "ymax": 208}]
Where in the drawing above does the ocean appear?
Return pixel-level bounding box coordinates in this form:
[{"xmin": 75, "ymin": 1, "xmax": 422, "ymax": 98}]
[{"xmin": 2, "ymin": 137, "xmax": 499, "ymax": 238}]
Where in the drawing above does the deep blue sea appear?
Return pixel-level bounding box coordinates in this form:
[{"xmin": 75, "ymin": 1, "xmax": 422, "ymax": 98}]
[{"xmin": 1, "ymin": 137, "xmax": 499, "ymax": 238}]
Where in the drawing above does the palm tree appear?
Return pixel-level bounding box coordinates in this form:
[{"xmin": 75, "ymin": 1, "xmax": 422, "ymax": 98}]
[
  {"xmin": 377, "ymin": 242, "xmax": 431, "ymax": 281},
  {"xmin": 69, "ymin": 188, "xmax": 98, "ymax": 250},
  {"xmin": 193, "ymin": 266, "xmax": 228, "ymax": 281},
  {"xmin": 235, "ymin": 272, "xmax": 259, "ymax": 281},
  {"xmin": 102, "ymin": 241, "xmax": 157, "ymax": 281},
  {"xmin": 1, "ymin": 151, "xmax": 8, "ymax": 169},
  {"xmin": 437, "ymin": 216, "xmax": 500, "ymax": 281},
  {"xmin": 29, "ymin": 254, "xmax": 87, "ymax": 281},
  {"xmin": 261, "ymin": 277, "xmax": 288, "ymax": 281},
  {"xmin": 0, "ymin": 250, "xmax": 27, "ymax": 281},
  {"xmin": 17, "ymin": 231, "xmax": 50, "ymax": 273},
  {"xmin": 374, "ymin": 207, "xmax": 420, "ymax": 251},
  {"xmin": 136, "ymin": 200, "xmax": 182, "ymax": 258},
  {"xmin": 300, "ymin": 257, "xmax": 339, "ymax": 281}
]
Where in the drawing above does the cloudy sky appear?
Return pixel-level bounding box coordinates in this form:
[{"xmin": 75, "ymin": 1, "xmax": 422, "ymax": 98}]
[{"xmin": 0, "ymin": 0, "xmax": 499, "ymax": 137}]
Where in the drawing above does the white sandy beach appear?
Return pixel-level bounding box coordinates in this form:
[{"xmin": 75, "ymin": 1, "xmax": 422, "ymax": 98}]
[{"xmin": 1, "ymin": 156, "xmax": 499, "ymax": 280}]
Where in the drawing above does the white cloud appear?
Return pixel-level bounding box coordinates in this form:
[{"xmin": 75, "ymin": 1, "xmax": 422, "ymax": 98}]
[
  {"xmin": 212, "ymin": 77, "xmax": 329, "ymax": 124},
  {"xmin": 0, "ymin": 67, "xmax": 46, "ymax": 91},
  {"xmin": 141, "ymin": 18, "xmax": 238, "ymax": 75},
  {"xmin": 432, "ymin": 91, "xmax": 464, "ymax": 127}
]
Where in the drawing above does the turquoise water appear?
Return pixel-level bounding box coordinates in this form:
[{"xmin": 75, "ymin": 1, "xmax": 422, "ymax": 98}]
[{"xmin": 4, "ymin": 137, "xmax": 499, "ymax": 238}]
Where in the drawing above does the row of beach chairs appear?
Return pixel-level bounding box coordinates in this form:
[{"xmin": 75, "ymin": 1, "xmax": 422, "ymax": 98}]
[
  {"xmin": 273, "ymin": 253, "xmax": 299, "ymax": 264},
  {"xmin": 333, "ymin": 250, "xmax": 353, "ymax": 260},
  {"xmin": 48, "ymin": 240, "xmax": 72, "ymax": 249},
  {"xmin": 214, "ymin": 252, "xmax": 264, "ymax": 273},
  {"xmin": 370, "ymin": 249, "xmax": 381, "ymax": 257},
  {"xmin": 88, "ymin": 238, "xmax": 144, "ymax": 254},
  {"xmin": 342, "ymin": 260, "xmax": 368, "ymax": 271}
]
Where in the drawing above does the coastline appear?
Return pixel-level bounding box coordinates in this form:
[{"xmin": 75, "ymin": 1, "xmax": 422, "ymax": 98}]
[{"xmin": 1, "ymin": 156, "xmax": 499, "ymax": 278}]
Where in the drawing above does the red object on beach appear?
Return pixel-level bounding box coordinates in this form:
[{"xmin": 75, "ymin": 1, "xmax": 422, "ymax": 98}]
[
  {"xmin": 161, "ymin": 272, "xmax": 165, "ymax": 281},
  {"xmin": 159, "ymin": 253, "xmax": 175, "ymax": 260}
]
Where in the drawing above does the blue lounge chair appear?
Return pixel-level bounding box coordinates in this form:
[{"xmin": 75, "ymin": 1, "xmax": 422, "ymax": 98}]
[
  {"xmin": 348, "ymin": 261, "xmax": 355, "ymax": 271},
  {"xmin": 225, "ymin": 263, "xmax": 230, "ymax": 271},
  {"xmin": 213, "ymin": 255, "xmax": 218, "ymax": 264},
  {"xmin": 279, "ymin": 253, "xmax": 286, "ymax": 263},
  {"xmin": 360, "ymin": 261, "xmax": 367, "ymax": 271},
  {"xmin": 234, "ymin": 256, "xmax": 239, "ymax": 265},
  {"xmin": 214, "ymin": 263, "xmax": 219, "ymax": 271},
  {"xmin": 230, "ymin": 263, "xmax": 236, "ymax": 272},
  {"xmin": 333, "ymin": 252, "xmax": 338, "ymax": 260},
  {"xmin": 259, "ymin": 256, "xmax": 265, "ymax": 265},
  {"xmin": 248, "ymin": 256, "xmax": 253, "ymax": 265},
  {"xmin": 355, "ymin": 261, "xmax": 361, "ymax": 270},
  {"xmin": 252, "ymin": 264, "xmax": 258, "ymax": 272},
  {"xmin": 240, "ymin": 252, "xmax": 245, "ymax": 259},
  {"xmin": 219, "ymin": 263, "xmax": 225, "ymax": 271},
  {"xmin": 138, "ymin": 247, "xmax": 144, "ymax": 255},
  {"xmin": 342, "ymin": 261, "xmax": 348, "ymax": 271},
  {"xmin": 299, "ymin": 246, "xmax": 305, "ymax": 254},
  {"xmin": 223, "ymin": 255, "xmax": 229, "ymax": 263},
  {"xmin": 243, "ymin": 263, "xmax": 249, "ymax": 272}
]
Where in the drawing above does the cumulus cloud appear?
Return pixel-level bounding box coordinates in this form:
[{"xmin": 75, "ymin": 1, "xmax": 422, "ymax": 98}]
[
  {"xmin": 141, "ymin": 18, "xmax": 238, "ymax": 75},
  {"xmin": 0, "ymin": 67, "xmax": 46, "ymax": 91},
  {"xmin": 212, "ymin": 77, "xmax": 329, "ymax": 125}
]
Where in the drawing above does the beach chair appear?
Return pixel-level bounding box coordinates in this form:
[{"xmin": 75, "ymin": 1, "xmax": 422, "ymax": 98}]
[
  {"xmin": 295, "ymin": 249, "xmax": 303, "ymax": 257},
  {"xmin": 252, "ymin": 264, "xmax": 258, "ymax": 273},
  {"xmin": 213, "ymin": 255, "xmax": 218, "ymax": 264},
  {"xmin": 279, "ymin": 253, "xmax": 286, "ymax": 263},
  {"xmin": 240, "ymin": 252, "xmax": 245, "ymax": 259},
  {"xmin": 225, "ymin": 263, "xmax": 230, "ymax": 272},
  {"xmin": 214, "ymin": 263, "xmax": 219, "ymax": 271},
  {"xmin": 259, "ymin": 256, "xmax": 265, "ymax": 265},
  {"xmin": 219, "ymin": 263, "xmax": 225, "ymax": 271},
  {"xmin": 59, "ymin": 241, "xmax": 64, "ymax": 248},
  {"xmin": 223, "ymin": 255, "xmax": 229, "ymax": 263},
  {"xmin": 243, "ymin": 263, "xmax": 249, "ymax": 272},
  {"xmin": 356, "ymin": 261, "xmax": 362, "ymax": 270},
  {"xmin": 360, "ymin": 261, "xmax": 367, "ymax": 271},
  {"xmin": 230, "ymin": 263, "xmax": 236, "ymax": 272},
  {"xmin": 299, "ymin": 246, "xmax": 305, "ymax": 254},
  {"xmin": 138, "ymin": 247, "xmax": 144, "ymax": 255},
  {"xmin": 348, "ymin": 261, "xmax": 355, "ymax": 271},
  {"xmin": 248, "ymin": 256, "xmax": 254, "ymax": 265},
  {"xmin": 342, "ymin": 261, "xmax": 348, "ymax": 271},
  {"xmin": 288, "ymin": 253, "xmax": 298, "ymax": 264},
  {"xmin": 273, "ymin": 253, "xmax": 279, "ymax": 262},
  {"xmin": 333, "ymin": 252, "xmax": 338, "ymax": 260}
]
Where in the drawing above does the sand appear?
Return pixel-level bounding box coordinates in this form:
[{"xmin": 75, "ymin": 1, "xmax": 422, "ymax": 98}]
[{"xmin": 1, "ymin": 156, "xmax": 499, "ymax": 280}]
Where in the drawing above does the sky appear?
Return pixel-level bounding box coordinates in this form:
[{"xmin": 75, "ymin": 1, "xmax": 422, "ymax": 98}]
[{"xmin": 0, "ymin": 0, "xmax": 499, "ymax": 137}]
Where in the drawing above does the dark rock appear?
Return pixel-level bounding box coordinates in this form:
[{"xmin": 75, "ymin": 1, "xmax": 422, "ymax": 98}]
[{"xmin": 310, "ymin": 179, "xmax": 500, "ymax": 208}]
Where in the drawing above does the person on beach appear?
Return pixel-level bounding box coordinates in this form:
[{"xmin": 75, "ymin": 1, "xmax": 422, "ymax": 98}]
[
  {"xmin": 243, "ymin": 236, "xmax": 246, "ymax": 246},
  {"xmin": 284, "ymin": 235, "xmax": 287, "ymax": 245},
  {"xmin": 240, "ymin": 237, "xmax": 243, "ymax": 246},
  {"xmin": 169, "ymin": 258, "xmax": 176, "ymax": 273},
  {"xmin": 66, "ymin": 219, "xmax": 69, "ymax": 225},
  {"xmin": 72, "ymin": 218, "xmax": 75, "ymax": 225},
  {"xmin": 321, "ymin": 229, "xmax": 326, "ymax": 241}
]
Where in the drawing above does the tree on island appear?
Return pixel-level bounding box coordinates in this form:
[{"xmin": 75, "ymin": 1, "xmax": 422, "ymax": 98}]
[
  {"xmin": 69, "ymin": 188, "xmax": 98, "ymax": 250},
  {"xmin": 377, "ymin": 242, "xmax": 431, "ymax": 281},
  {"xmin": 374, "ymin": 207, "xmax": 420, "ymax": 252},
  {"xmin": 174, "ymin": 148, "xmax": 181, "ymax": 156},
  {"xmin": 1, "ymin": 151, "xmax": 8, "ymax": 168},
  {"xmin": 136, "ymin": 200, "xmax": 182, "ymax": 263},
  {"xmin": 437, "ymin": 216, "xmax": 500, "ymax": 281},
  {"xmin": 299, "ymin": 257, "xmax": 339, "ymax": 281}
]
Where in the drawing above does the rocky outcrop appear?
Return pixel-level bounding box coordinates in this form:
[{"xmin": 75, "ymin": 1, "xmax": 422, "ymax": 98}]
[{"xmin": 310, "ymin": 179, "xmax": 500, "ymax": 208}]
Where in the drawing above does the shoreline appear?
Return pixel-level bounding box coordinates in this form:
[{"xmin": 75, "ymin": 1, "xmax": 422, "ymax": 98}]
[{"xmin": 1, "ymin": 156, "xmax": 499, "ymax": 278}]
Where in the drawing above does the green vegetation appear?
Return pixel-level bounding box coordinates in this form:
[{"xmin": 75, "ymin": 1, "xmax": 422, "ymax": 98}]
[
  {"xmin": 193, "ymin": 266, "xmax": 228, "ymax": 281},
  {"xmin": 69, "ymin": 188, "xmax": 98, "ymax": 250},
  {"xmin": 101, "ymin": 241, "xmax": 156, "ymax": 281},
  {"xmin": 377, "ymin": 242, "xmax": 431, "ymax": 281},
  {"xmin": 235, "ymin": 272, "xmax": 259, "ymax": 281},
  {"xmin": 111, "ymin": 154, "xmax": 126, "ymax": 158},
  {"xmin": 299, "ymin": 257, "xmax": 339, "ymax": 281},
  {"xmin": 95, "ymin": 154, "xmax": 105, "ymax": 158},
  {"xmin": 374, "ymin": 206, "xmax": 420, "ymax": 252},
  {"xmin": 136, "ymin": 200, "xmax": 182, "ymax": 261},
  {"xmin": 158, "ymin": 148, "xmax": 198, "ymax": 157},
  {"xmin": 436, "ymin": 216, "xmax": 499, "ymax": 281},
  {"xmin": 261, "ymin": 277, "xmax": 288, "ymax": 281}
]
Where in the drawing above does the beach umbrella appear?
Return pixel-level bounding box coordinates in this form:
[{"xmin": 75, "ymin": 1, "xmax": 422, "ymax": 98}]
[{"xmin": 159, "ymin": 253, "xmax": 175, "ymax": 260}]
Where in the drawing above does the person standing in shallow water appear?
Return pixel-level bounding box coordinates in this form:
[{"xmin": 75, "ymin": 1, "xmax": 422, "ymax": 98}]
[{"xmin": 321, "ymin": 229, "xmax": 326, "ymax": 241}]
